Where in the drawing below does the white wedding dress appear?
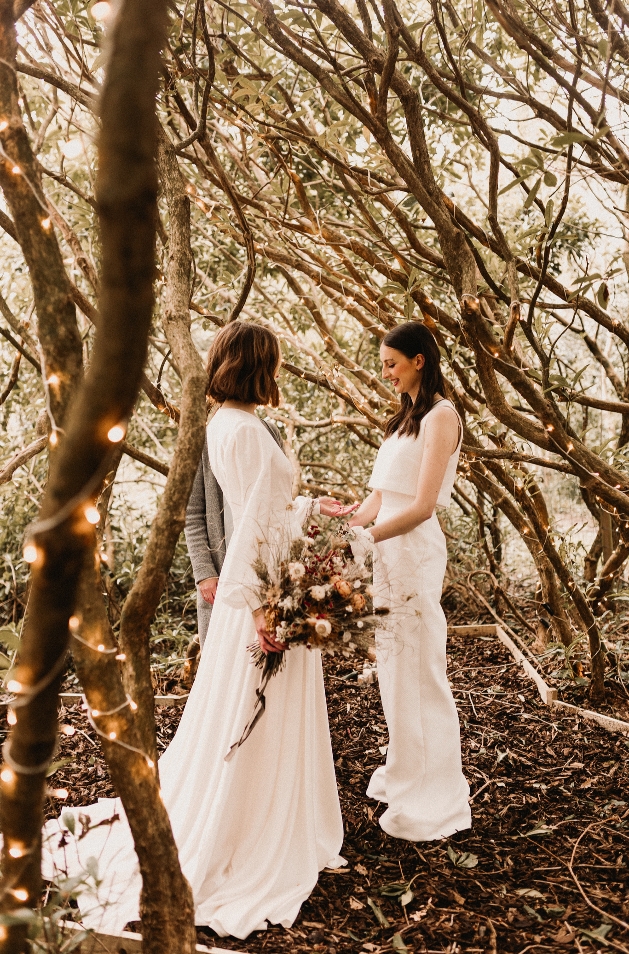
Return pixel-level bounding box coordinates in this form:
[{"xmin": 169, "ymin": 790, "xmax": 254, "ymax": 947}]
[
  {"xmin": 42, "ymin": 408, "xmax": 344, "ymax": 939},
  {"xmin": 367, "ymin": 399, "xmax": 472, "ymax": 841}
]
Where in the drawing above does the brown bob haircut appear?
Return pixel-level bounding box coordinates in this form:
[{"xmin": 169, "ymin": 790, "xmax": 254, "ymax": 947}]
[{"xmin": 206, "ymin": 321, "xmax": 281, "ymax": 407}]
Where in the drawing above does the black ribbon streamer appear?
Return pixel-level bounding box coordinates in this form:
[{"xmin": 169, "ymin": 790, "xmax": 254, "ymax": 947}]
[{"xmin": 224, "ymin": 651, "xmax": 285, "ymax": 761}]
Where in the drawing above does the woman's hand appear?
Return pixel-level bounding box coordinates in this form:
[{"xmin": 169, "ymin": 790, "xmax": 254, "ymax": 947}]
[
  {"xmin": 345, "ymin": 490, "xmax": 381, "ymax": 528},
  {"xmin": 253, "ymin": 607, "xmax": 286, "ymax": 653},
  {"xmin": 317, "ymin": 497, "xmax": 359, "ymax": 518}
]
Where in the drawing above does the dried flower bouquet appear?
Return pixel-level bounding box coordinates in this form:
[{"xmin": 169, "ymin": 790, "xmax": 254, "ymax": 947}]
[{"xmin": 226, "ymin": 525, "xmax": 387, "ymax": 759}]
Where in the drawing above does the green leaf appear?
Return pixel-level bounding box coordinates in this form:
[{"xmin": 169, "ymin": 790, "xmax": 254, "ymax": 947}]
[
  {"xmin": 0, "ymin": 626, "xmax": 20, "ymax": 652},
  {"xmin": 544, "ymin": 199, "xmax": 554, "ymax": 227},
  {"xmin": 392, "ymin": 934, "xmax": 409, "ymax": 952},
  {"xmin": 499, "ymin": 171, "xmax": 532, "ymax": 195},
  {"xmin": 63, "ymin": 929, "xmax": 93, "ymax": 953},
  {"xmin": 550, "ymin": 131, "xmax": 591, "ymax": 147},
  {"xmin": 447, "ymin": 845, "xmax": 479, "ymax": 868},
  {"xmin": 520, "ymin": 821, "xmax": 556, "ymax": 837},
  {"xmin": 523, "ymin": 903, "xmax": 545, "ymax": 922},
  {"xmin": 523, "ymin": 178, "xmax": 541, "ymax": 210},
  {"xmin": 581, "ymin": 922, "xmax": 612, "ymax": 941},
  {"xmin": 0, "ymin": 909, "xmax": 38, "ymax": 927},
  {"xmin": 597, "ymin": 282, "xmax": 609, "ymax": 310},
  {"xmin": 367, "ymin": 896, "xmax": 390, "ymax": 928},
  {"xmin": 61, "ymin": 811, "xmax": 76, "ymax": 835},
  {"xmin": 84, "ymin": 856, "xmax": 100, "ymax": 883},
  {"xmin": 400, "ymin": 889, "xmax": 414, "ymax": 907},
  {"xmin": 544, "ymin": 171, "xmax": 558, "ymax": 187},
  {"xmin": 47, "ymin": 758, "xmax": 72, "ymax": 778},
  {"xmin": 380, "ymin": 881, "xmax": 410, "ymax": 898}
]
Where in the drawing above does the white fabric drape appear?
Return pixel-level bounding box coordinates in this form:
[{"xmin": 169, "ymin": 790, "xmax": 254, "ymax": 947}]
[{"xmin": 42, "ymin": 408, "xmax": 344, "ymax": 939}]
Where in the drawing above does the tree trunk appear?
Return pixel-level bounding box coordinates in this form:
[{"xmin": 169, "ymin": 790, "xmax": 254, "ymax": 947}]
[
  {"xmin": 117, "ymin": 128, "xmax": 207, "ymax": 764},
  {"xmin": 0, "ymin": 1, "xmax": 184, "ymax": 951},
  {"xmin": 73, "ymin": 553, "xmax": 197, "ymax": 954}
]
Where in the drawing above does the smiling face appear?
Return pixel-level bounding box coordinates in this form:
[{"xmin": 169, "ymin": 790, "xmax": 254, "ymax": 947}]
[{"xmin": 380, "ymin": 343, "xmax": 425, "ymax": 400}]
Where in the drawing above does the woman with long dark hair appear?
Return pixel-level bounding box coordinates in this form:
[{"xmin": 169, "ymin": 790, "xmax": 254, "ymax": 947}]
[{"xmin": 345, "ymin": 322, "xmax": 471, "ymax": 841}]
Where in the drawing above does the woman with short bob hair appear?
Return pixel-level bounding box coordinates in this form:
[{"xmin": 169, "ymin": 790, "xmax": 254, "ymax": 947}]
[
  {"xmin": 163, "ymin": 321, "xmax": 347, "ymax": 930},
  {"xmin": 206, "ymin": 320, "xmax": 281, "ymax": 408},
  {"xmin": 45, "ymin": 321, "xmax": 347, "ymax": 939},
  {"xmin": 345, "ymin": 321, "xmax": 471, "ymax": 843}
]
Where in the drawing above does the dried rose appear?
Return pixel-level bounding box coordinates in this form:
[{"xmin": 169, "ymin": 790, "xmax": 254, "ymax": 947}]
[
  {"xmin": 334, "ymin": 579, "xmax": 352, "ymax": 598},
  {"xmin": 309, "ymin": 585, "xmax": 327, "ymax": 601},
  {"xmin": 314, "ymin": 619, "xmax": 332, "ymax": 637},
  {"xmin": 288, "ymin": 562, "xmax": 306, "ymax": 581},
  {"xmin": 351, "ymin": 593, "xmax": 366, "ymax": 612}
]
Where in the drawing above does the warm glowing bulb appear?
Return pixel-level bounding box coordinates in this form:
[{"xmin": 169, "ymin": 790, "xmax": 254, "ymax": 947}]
[
  {"xmin": 11, "ymin": 165, "xmax": 21, "ymax": 175},
  {"xmin": 91, "ymin": 709, "xmax": 100, "ymax": 718},
  {"xmin": 61, "ymin": 725, "xmax": 76, "ymax": 736},
  {"xmin": 0, "ymin": 120, "xmax": 7, "ymax": 131},
  {"xmin": 60, "ymin": 139, "xmax": 82, "ymax": 159},
  {"xmin": 85, "ymin": 506, "xmax": 100, "ymax": 525},
  {"xmin": 52, "ymin": 788, "xmax": 68, "ymax": 799},
  {"xmin": 1, "ymin": 768, "xmax": 15, "ymax": 783},
  {"xmin": 546, "ymin": 425, "xmax": 554, "ymax": 431},
  {"xmin": 49, "ymin": 431, "xmax": 58, "ymax": 447},
  {"xmin": 91, "ymin": 1, "xmax": 111, "ymax": 20},
  {"xmin": 129, "ymin": 700, "xmax": 138, "ymax": 711},
  {"xmin": 69, "ymin": 616, "xmax": 80, "ymax": 631},
  {"xmin": 107, "ymin": 424, "xmax": 125, "ymax": 443},
  {"xmin": 97, "ymin": 644, "xmax": 105, "ymax": 652},
  {"xmin": 146, "ymin": 758, "xmax": 155, "ymax": 769},
  {"xmin": 108, "ymin": 731, "xmax": 116, "ymax": 740},
  {"xmin": 7, "ymin": 680, "xmax": 22, "ymax": 693},
  {"xmin": 8, "ymin": 845, "xmax": 24, "ymax": 859},
  {"xmin": 11, "ymin": 888, "xmax": 28, "ymax": 901},
  {"xmin": 115, "ymin": 653, "xmax": 126, "ymax": 661},
  {"xmin": 23, "ymin": 544, "xmax": 38, "ymax": 563},
  {"xmin": 7, "ymin": 709, "xmax": 16, "ymax": 726},
  {"xmin": 41, "ymin": 217, "xmax": 51, "ymax": 230},
  {"xmin": 47, "ymin": 373, "xmax": 60, "ymax": 386}
]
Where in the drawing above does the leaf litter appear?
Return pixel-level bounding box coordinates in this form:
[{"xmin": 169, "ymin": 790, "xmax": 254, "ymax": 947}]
[{"xmin": 16, "ymin": 615, "xmax": 628, "ymax": 954}]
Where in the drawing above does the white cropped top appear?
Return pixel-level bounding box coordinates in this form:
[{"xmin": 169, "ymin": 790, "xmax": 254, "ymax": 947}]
[{"xmin": 368, "ymin": 399, "xmax": 462, "ymax": 507}]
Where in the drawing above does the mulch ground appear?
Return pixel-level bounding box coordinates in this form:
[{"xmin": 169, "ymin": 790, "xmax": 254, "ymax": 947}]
[{"xmin": 40, "ymin": 616, "xmax": 629, "ymax": 954}]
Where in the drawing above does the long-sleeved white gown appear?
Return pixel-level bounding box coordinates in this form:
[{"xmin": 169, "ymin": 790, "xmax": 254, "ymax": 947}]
[{"xmin": 42, "ymin": 408, "xmax": 344, "ymax": 939}]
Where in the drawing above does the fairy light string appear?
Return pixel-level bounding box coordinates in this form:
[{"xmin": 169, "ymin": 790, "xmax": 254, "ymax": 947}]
[{"xmin": 1, "ymin": 419, "xmax": 148, "ymax": 790}]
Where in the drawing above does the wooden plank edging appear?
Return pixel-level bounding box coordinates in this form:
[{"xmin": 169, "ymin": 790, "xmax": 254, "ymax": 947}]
[
  {"xmin": 449, "ymin": 623, "xmax": 629, "ymax": 738},
  {"xmin": 551, "ymin": 699, "xmax": 629, "ymax": 736},
  {"xmin": 59, "ymin": 920, "xmax": 247, "ymax": 954},
  {"xmin": 56, "ymin": 692, "xmax": 190, "ymax": 707}
]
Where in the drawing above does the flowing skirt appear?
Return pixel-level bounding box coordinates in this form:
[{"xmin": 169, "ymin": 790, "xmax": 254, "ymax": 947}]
[
  {"xmin": 43, "ymin": 593, "xmax": 344, "ymax": 939},
  {"xmin": 368, "ymin": 491, "xmax": 471, "ymax": 841}
]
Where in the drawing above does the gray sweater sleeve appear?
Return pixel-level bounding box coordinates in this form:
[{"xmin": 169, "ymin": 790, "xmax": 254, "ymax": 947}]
[{"xmin": 185, "ymin": 453, "xmax": 219, "ymax": 584}]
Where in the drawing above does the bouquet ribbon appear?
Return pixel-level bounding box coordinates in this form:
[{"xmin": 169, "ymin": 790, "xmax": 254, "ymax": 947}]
[{"xmin": 224, "ymin": 654, "xmax": 282, "ymax": 761}]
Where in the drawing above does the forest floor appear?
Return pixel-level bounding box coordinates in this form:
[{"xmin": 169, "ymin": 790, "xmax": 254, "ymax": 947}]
[{"xmin": 42, "ymin": 608, "xmax": 629, "ymax": 954}]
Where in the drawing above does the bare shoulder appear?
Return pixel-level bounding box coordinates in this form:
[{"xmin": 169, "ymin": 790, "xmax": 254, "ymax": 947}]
[
  {"xmin": 424, "ymin": 403, "xmax": 460, "ymax": 449},
  {"xmin": 426, "ymin": 402, "xmax": 459, "ymax": 429}
]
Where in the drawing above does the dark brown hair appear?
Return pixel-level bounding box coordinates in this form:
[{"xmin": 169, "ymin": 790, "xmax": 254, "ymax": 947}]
[
  {"xmin": 206, "ymin": 321, "xmax": 281, "ymax": 407},
  {"xmin": 383, "ymin": 322, "xmax": 445, "ymax": 440}
]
